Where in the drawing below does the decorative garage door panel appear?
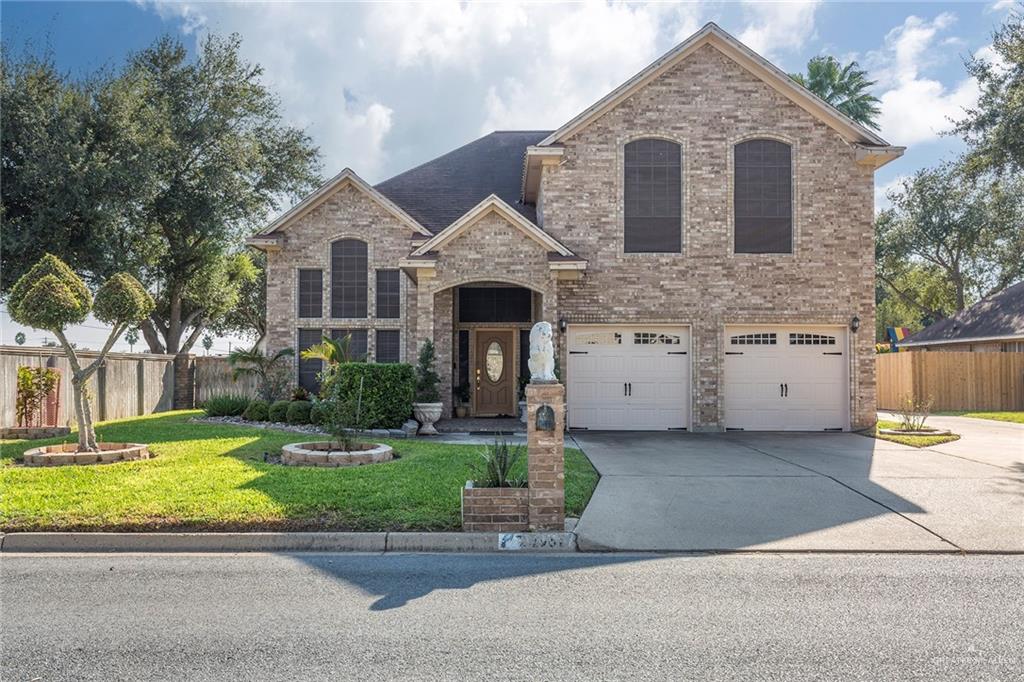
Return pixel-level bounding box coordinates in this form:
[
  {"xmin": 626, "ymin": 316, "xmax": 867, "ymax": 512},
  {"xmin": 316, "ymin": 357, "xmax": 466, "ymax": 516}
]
[
  {"xmin": 567, "ymin": 326, "xmax": 690, "ymax": 431},
  {"xmin": 724, "ymin": 325, "xmax": 848, "ymax": 431}
]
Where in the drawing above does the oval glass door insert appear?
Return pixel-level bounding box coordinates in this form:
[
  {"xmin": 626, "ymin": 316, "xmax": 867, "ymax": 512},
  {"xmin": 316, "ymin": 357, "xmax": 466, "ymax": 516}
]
[{"xmin": 485, "ymin": 341, "xmax": 504, "ymax": 382}]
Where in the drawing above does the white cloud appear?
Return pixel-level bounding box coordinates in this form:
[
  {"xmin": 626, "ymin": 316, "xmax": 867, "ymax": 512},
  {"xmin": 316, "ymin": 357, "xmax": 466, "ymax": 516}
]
[
  {"xmin": 875, "ymin": 174, "xmax": 908, "ymax": 213},
  {"xmin": 738, "ymin": 0, "xmax": 821, "ymax": 63},
  {"xmin": 988, "ymin": 0, "xmax": 1017, "ymax": 12},
  {"xmin": 868, "ymin": 14, "xmax": 979, "ymax": 145},
  {"xmin": 136, "ymin": 1, "xmax": 833, "ymax": 181}
]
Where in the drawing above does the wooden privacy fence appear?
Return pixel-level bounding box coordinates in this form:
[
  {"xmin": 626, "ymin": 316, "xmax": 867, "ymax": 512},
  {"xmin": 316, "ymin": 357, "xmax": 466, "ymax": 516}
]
[
  {"xmin": 192, "ymin": 356, "xmax": 258, "ymax": 403},
  {"xmin": 1, "ymin": 346, "xmax": 175, "ymax": 427},
  {"xmin": 1, "ymin": 348, "xmax": 260, "ymax": 427},
  {"xmin": 877, "ymin": 351, "xmax": 1024, "ymax": 411}
]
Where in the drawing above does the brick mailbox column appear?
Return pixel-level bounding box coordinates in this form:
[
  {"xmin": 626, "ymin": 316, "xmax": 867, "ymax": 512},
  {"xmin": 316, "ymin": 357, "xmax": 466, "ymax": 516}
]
[{"xmin": 525, "ymin": 381, "xmax": 566, "ymax": 531}]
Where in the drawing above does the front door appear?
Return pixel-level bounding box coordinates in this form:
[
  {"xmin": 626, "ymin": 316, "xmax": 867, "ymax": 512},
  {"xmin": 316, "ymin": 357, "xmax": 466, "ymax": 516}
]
[{"xmin": 474, "ymin": 329, "xmax": 514, "ymax": 416}]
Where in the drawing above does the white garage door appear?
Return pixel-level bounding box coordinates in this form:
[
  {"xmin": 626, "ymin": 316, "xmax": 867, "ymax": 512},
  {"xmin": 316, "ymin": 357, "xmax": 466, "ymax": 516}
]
[
  {"xmin": 567, "ymin": 326, "xmax": 690, "ymax": 431},
  {"xmin": 723, "ymin": 325, "xmax": 848, "ymax": 431}
]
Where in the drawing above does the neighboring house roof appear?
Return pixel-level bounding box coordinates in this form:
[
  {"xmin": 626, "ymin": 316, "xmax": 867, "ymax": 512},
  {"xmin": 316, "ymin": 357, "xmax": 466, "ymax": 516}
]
[
  {"xmin": 900, "ymin": 281, "xmax": 1024, "ymax": 347},
  {"xmin": 408, "ymin": 194, "xmax": 582, "ymax": 263},
  {"xmin": 537, "ymin": 22, "xmax": 900, "ymax": 154},
  {"xmin": 375, "ymin": 131, "xmax": 551, "ymax": 233},
  {"xmin": 254, "ymin": 168, "xmax": 432, "ymax": 240}
]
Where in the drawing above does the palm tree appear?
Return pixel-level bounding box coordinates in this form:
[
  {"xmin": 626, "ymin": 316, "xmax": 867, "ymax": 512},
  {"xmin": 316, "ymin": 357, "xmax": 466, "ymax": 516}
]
[
  {"xmin": 790, "ymin": 56, "xmax": 882, "ymax": 130},
  {"xmin": 228, "ymin": 346, "xmax": 294, "ymax": 401},
  {"xmin": 299, "ymin": 333, "xmax": 365, "ymax": 366}
]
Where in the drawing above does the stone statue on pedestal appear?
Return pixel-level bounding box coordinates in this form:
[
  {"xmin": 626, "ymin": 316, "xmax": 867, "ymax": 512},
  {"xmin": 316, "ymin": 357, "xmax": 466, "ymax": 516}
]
[{"xmin": 528, "ymin": 321, "xmax": 557, "ymax": 382}]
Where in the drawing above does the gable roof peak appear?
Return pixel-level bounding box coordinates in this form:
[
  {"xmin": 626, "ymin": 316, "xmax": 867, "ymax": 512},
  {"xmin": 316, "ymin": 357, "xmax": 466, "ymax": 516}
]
[{"xmin": 537, "ymin": 21, "xmax": 897, "ymax": 153}]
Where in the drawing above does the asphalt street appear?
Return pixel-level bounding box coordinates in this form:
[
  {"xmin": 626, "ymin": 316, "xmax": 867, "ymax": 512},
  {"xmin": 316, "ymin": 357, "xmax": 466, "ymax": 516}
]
[{"xmin": 2, "ymin": 552, "xmax": 1022, "ymax": 681}]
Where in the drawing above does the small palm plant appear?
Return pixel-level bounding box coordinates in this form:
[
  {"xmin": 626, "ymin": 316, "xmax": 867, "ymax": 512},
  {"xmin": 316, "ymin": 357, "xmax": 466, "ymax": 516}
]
[
  {"xmin": 472, "ymin": 439, "xmax": 526, "ymax": 488},
  {"xmin": 228, "ymin": 346, "xmax": 294, "ymax": 401},
  {"xmin": 300, "ymin": 333, "xmax": 365, "ymax": 366}
]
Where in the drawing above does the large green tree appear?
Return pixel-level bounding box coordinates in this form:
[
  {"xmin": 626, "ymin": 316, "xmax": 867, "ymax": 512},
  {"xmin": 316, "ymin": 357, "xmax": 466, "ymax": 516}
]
[
  {"xmin": 876, "ymin": 163, "xmax": 1024, "ymax": 318},
  {"xmin": 790, "ymin": 55, "xmax": 882, "ymax": 130},
  {"xmin": 1, "ymin": 34, "xmax": 320, "ymax": 355},
  {"xmin": 954, "ymin": 7, "xmax": 1024, "ymax": 177}
]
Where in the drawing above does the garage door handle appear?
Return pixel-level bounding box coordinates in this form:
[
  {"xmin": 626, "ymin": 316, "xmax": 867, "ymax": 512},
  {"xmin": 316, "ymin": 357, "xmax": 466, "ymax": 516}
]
[
  {"xmin": 784, "ymin": 383, "xmax": 788, "ymax": 397},
  {"xmin": 624, "ymin": 382, "xmax": 628, "ymax": 397},
  {"xmin": 628, "ymin": 382, "xmax": 632, "ymax": 396},
  {"xmin": 780, "ymin": 383, "xmax": 784, "ymax": 397}
]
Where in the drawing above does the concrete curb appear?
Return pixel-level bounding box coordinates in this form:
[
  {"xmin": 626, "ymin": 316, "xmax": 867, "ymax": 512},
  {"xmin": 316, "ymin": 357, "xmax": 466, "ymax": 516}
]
[{"xmin": 0, "ymin": 531, "xmax": 577, "ymax": 554}]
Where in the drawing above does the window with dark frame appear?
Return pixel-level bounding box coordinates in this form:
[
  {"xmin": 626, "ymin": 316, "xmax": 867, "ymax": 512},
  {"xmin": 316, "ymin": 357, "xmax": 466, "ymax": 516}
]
[
  {"xmin": 376, "ymin": 269, "xmax": 401, "ymax": 319},
  {"xmin": 331, "ymin": 239, "xmax": 367, "ymax": 318},
  {"xmin": 734, "ymin": 139, "xmax": 793, "ymax": 254},
  {"xmin": 624, "ymin": 138, "xmax": 682, "ymax": 253},
  {"xmin": 330, "ymin": 328, "xmax": 368, "ymax": 361},
  {"xmin": 458, "ymin": 287, "xmax": 532, "ymax": 323},
  {"xmin": 297, "ymin": 269, "xmax": 323, "ymax": 319},
  {"xmin": 376, "ymin": 330, "xmax": 400, "ymax": 363},
  {"xmin": 297, "ymin": 328, "xmax": 323, "ymax": 393}
]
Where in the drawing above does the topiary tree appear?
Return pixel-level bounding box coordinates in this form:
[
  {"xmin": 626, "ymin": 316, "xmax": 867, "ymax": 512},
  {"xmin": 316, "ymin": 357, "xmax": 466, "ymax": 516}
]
[
  {"xmin": 414, "ymin": 340, "xmax": 441, "ymax": 403},
  {"xmin": 8, "ymin": 254, "xmax": 154, "ymax": 452}
]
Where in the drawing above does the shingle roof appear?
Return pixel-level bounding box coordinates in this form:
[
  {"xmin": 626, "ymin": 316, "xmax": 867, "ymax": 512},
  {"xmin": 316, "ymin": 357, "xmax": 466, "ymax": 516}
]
[
  {"xmin": 902, "ymin": 281, "xmax": 1024, "ymax": 345},
  {"xmin": 374, "ymin": 131, "xmax": 552, "ymax": 233}
]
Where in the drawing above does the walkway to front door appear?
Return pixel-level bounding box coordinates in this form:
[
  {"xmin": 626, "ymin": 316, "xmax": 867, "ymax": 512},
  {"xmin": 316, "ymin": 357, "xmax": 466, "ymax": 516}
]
[{"xmin": 475, "ymin": 329, "xmax": 515, "ymax": 416}]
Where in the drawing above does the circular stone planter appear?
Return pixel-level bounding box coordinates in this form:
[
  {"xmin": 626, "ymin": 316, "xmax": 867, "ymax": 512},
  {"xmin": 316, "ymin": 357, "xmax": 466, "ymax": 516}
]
[
  {"xmin": 22, "ymin": 442, "xmax": 151, "ymax": 467},
  {"xmin": 879, "ymin": 428, "xmax": 952, "ymax": 436},
  {"xmin": 281, "ymin": 441, "xmax": 394, "ymax": 467}
]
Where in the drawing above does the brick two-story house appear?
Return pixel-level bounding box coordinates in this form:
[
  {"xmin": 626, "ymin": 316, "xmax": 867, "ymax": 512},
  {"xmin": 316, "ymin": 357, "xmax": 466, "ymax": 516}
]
[{"xmin": 249, "ymin": 23, "xmax": 903, "ymax": 432}]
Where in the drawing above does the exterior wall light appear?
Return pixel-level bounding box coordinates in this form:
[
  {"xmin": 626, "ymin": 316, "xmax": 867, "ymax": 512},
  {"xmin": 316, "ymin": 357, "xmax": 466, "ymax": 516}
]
[
  {"xmin": 850, "ymin": 316, "xmax": 861, "ymax": 333},
  {"xmin": 559, "ymin": 318, "xmax": 567, "ymax": 333}
]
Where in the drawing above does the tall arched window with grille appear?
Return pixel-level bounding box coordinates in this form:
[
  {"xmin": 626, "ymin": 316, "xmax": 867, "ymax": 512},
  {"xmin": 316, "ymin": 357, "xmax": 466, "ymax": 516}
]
[
  {"xmin": 623, "ymin": 138, "xmax": 682, "ymax": 253},
  {"xmin": 330, "ymin": 239, "xmax": 367, "ymax": 318},
  {"xmin": 733, "ymin": 139, "xmax": 792, "ymax": 253}
]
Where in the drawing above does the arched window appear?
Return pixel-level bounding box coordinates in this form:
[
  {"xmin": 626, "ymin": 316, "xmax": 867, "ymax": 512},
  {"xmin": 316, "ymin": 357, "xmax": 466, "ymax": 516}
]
[
  {"xmin": 624, "ymin": 138, "xmax": 682, "ymax": 253},
  {"xmin": 331, "ymin": 239, "xmax": 367, "ymax": 318},
  {"xmin": 734, "ymin": 139, "xmax": 792, "ymax": 253}
]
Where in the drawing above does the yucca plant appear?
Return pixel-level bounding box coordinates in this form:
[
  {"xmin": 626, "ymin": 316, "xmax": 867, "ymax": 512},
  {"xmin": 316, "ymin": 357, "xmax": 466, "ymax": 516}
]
[{"xmin": 472, "ymin": 439, "xmax": 526, "ymax": 488}]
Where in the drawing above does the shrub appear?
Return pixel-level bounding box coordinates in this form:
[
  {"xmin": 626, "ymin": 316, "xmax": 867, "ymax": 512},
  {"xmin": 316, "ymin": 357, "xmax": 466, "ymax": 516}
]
[
  {"xmin": 202, "ymin": 394, "xmax": 251, "ymax": 417},
  {"xmin": 897, "ymin": 394, "xmax": 934, "ymax": 431},
  {"xmin": 268, "ymin": 400, "xmax": 291, "ymax": 423},
  {"xmin": 472, "ymin": 439, "xmax": 526, "ymax": 488},
  {"xmin": 414, "ymin": 341, "xmax": 440, "ymax": 403},
  {"xmin": 309, "ymin": 401, "xmax": 329, "ymax": 426},
  {"xmin": 286, "ymin": 400, "xmax": 312, "ymax": 424},
  {"xmin": 323, "ymin": 362, "xmax": 415, "ymax": 429},
  {"xmin": 242, "ymin": 399, "xmax": 270, "ymax": 422},
  {"xmin": 291, "ymin": 386, "xmax": 310, "ymax": 401}
]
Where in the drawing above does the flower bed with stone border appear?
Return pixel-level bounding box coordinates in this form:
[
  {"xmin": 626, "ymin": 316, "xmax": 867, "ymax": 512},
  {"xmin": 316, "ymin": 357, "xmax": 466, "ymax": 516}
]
[
  {"xmin": 1, "ymin": 426, "xmax": 71, "ymax": 440},
  {"xmin": 22, "ymin": 442, "xmax": 151, "ymax": 467},
  {"xmin": 281, "ymin": 441, "xmax": 394, "ymax": 467}
]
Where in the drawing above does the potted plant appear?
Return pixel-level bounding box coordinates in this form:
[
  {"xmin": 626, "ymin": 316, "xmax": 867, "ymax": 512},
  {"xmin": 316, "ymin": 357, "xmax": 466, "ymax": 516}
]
[
  {"xmin": 462, "ymin": 439, "xmax": 529, "ymax": 532},
  {"xmin": 412, "ymin": 340, "xmax": 442, "ymax": 435},
  {"xmin": 454, "ymin": 383, "xmax": 471, "ymax": 418}
]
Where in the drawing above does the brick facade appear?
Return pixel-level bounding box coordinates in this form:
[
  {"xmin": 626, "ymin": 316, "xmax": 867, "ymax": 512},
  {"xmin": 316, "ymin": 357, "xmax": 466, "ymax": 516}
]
[
  {"xmin": 541, "ymin": 44, "xmax": 875, "ymax": 429},
  {"xmin": 261, "ymin": 40, "xmax": 878, "ymax": 430}
]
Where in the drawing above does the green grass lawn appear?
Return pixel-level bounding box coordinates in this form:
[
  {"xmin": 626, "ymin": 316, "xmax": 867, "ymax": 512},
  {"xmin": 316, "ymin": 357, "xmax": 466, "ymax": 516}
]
[
  {"xmin": 869, "ymin": 420, "xmax": 961, "ymax": 448},
  {"xmin": 0, "ymin": 411, "xmax": 599, "ymax": 533},
  {"xmin": 935, "ymin": 411, "xmax": 1024, "ymax": 424}
]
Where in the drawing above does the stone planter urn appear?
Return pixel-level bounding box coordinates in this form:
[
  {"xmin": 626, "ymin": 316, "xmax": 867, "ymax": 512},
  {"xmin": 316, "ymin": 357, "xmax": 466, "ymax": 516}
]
[{"xmin": 413, "ymin": 402, "xmax": 443, "ymax": 435}]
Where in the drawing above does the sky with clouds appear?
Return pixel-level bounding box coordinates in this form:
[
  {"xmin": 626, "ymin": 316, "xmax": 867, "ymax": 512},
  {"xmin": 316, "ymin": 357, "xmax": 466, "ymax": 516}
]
[{"xmin": 2, "ymin": 0, "xmax": 1016, "ymax": 350}]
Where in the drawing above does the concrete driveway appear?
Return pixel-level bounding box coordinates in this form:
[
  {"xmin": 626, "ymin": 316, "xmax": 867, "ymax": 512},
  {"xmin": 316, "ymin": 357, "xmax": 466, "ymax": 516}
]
[{"xmin": 572, "ymin": 417, "xmax": 1023, "ymax": 552}]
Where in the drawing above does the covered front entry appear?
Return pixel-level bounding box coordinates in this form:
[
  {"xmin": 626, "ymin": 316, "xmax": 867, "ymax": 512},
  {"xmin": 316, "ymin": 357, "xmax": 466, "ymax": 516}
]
[
  {"xmin": 723, "ymin": 324, "xmax": 849, "ymax": 431},
  {"xmin": 567, "ymin": 325, "xmax": 691, "ymax": 431},
  {"xmin": 474, "ymin": 329, "xmax": 515, "ymax": 416}
]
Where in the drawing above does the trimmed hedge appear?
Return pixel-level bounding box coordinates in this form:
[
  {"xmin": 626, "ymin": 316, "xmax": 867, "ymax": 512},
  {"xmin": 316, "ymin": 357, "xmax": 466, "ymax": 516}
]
[
  {"xmin": 242, "ymin": 399, "xmax": 269, "ymax": 422},
  {"xmin": 268, "ymin": 400, "xmax": 291, "ymax": 423},
  {"xmin": 324, "ymin": 362, "xmax": 415, "ymax": 429},
  {"xmin": 286, "ymin": 400, "xmax": 312, "ymax": 424},
  {"xmin": 202, "ymin": 394, "xmax": 250, "ymax": 417}
]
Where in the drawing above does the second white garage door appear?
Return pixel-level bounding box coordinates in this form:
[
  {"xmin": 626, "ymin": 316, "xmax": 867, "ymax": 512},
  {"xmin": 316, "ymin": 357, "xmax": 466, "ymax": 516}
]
[
  {"xmin": 567, "ymin": 325, "xmax": 690, "ymax": 431},
  {"xmin": 723, "ymin": 325, "xmax": 848, "ymax": 431}
]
